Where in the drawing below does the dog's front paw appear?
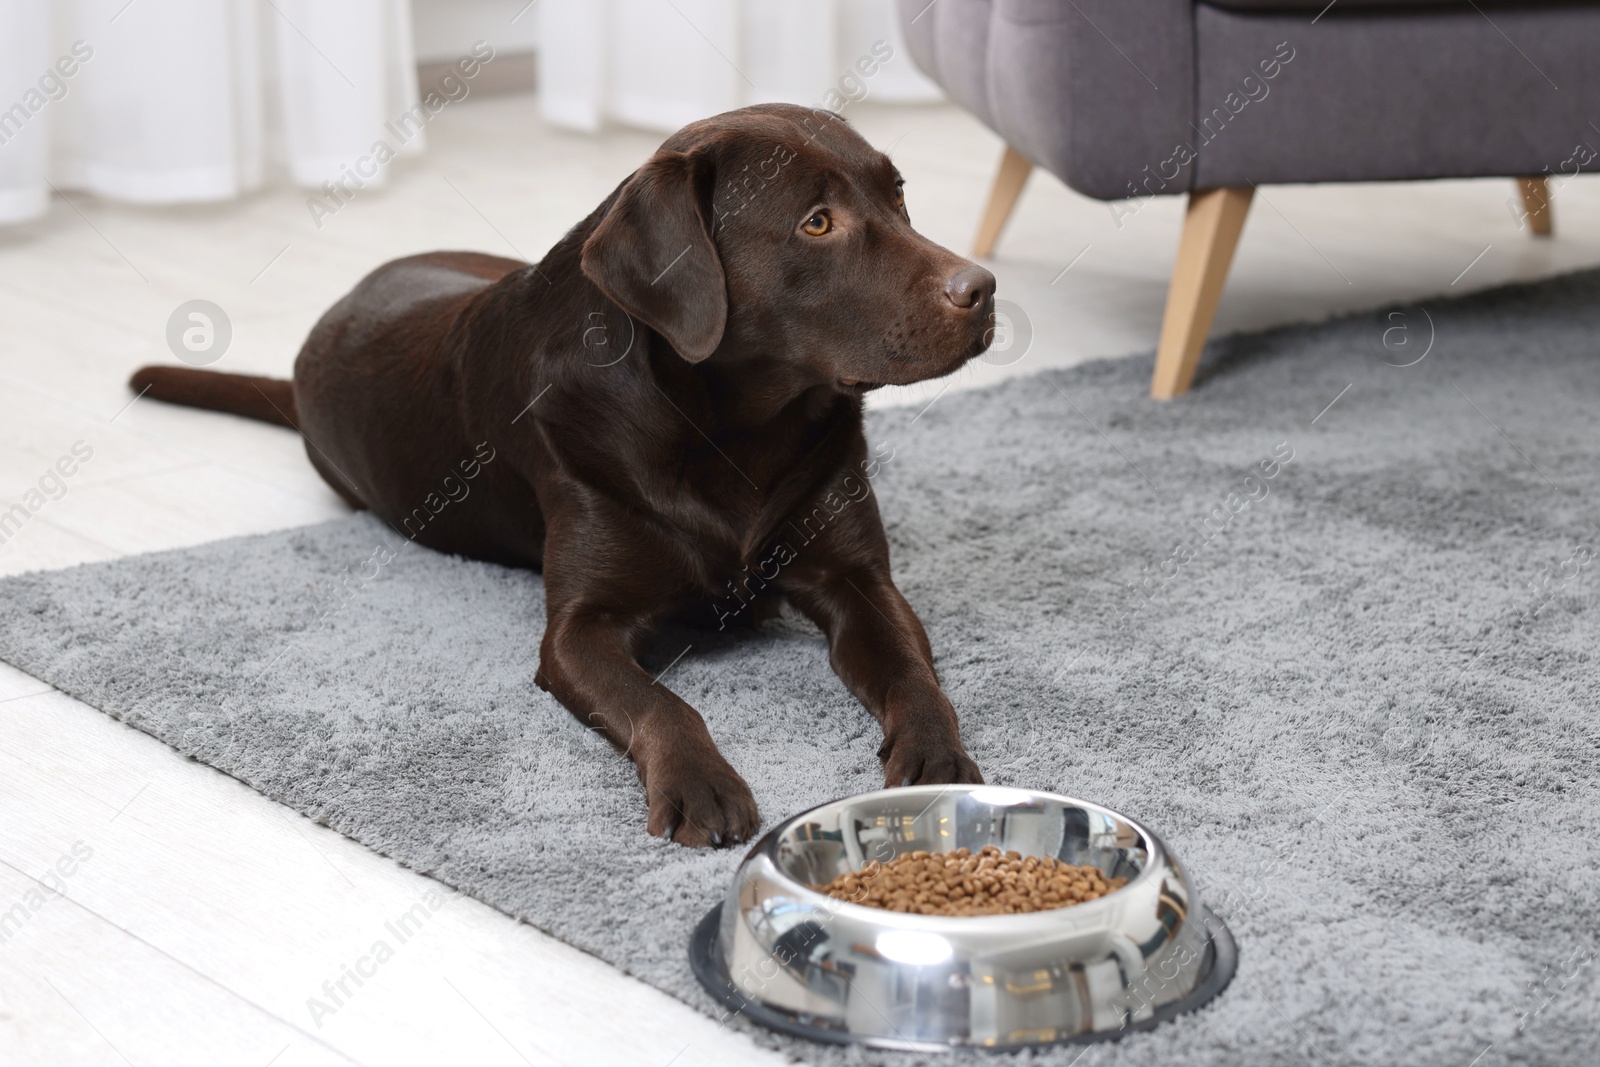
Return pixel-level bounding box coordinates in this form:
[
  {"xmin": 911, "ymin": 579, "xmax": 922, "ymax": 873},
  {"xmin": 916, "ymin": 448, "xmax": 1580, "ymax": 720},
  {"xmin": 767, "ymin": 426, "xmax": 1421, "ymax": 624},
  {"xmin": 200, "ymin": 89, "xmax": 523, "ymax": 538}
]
[
  {"xmin": 879, "ymin": 729, "xmax": 984, "ymax": 788},
  {"xmin": 643, "ymin": 754, "xmax": 760, "ymax": 849}
]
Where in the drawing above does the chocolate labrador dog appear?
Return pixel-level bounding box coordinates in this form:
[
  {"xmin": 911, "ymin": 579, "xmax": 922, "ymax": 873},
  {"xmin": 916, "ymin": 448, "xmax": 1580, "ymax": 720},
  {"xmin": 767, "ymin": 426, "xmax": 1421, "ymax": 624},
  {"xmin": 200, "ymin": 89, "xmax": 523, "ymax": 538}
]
[{"xmin": 131, "ymin": 103, "xmax": 993, "ymax": 847}]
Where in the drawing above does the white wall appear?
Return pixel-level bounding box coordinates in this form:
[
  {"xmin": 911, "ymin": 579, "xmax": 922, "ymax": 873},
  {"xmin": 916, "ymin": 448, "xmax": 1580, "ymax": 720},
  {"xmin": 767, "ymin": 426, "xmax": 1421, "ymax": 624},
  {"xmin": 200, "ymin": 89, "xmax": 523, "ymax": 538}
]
[
  {"xmin": 411, "ymin": 0, "xmax": 940, "ymax": 133},
  {"xmin": 409, "ymin": 0, "xmax": 539, "ymax": 63}
]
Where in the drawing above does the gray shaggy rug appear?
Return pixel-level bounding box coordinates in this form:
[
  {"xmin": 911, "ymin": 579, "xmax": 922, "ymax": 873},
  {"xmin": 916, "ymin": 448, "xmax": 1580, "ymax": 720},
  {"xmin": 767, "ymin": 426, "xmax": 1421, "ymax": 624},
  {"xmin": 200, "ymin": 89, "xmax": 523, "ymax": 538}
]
[{"xmin": 2, "ymin": 270, "xmax": 1597, "ymax": 1066}]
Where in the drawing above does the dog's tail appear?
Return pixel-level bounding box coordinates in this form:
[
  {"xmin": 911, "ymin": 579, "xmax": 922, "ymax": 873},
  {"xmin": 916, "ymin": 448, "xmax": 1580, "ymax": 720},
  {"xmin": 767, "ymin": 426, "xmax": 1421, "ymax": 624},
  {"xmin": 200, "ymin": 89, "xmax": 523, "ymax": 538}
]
[{"xmin": 127, "ymin": 366, "xmax": 298, "ymax": 430}]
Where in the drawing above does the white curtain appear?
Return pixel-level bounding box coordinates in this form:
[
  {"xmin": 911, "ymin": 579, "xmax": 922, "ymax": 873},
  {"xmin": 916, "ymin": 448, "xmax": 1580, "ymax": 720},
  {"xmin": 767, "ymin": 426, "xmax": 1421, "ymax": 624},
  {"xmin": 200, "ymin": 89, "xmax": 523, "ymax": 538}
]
[
  {"xmin": 0, "ymin": 0, "xmax": 419, "ymax": 224},
  {"xmin": 537, "ymin": 0, "xmax": 939, "ymax": 135}
]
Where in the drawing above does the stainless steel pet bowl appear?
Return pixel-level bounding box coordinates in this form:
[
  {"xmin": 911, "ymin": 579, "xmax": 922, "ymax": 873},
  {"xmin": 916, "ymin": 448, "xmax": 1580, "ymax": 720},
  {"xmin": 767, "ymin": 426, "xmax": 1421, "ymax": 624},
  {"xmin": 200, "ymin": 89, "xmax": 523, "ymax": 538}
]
[{"xmin": 689, "ymin": 785, "xmax": 1235, "ymax": 1052}]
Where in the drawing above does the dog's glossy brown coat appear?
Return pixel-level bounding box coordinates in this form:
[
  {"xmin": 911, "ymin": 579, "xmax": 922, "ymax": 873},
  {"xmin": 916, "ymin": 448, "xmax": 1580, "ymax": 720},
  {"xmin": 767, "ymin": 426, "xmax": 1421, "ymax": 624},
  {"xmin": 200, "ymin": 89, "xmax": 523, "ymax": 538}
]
[{"xmin": 132, "ymin": 104, "xmax": 995, "ymax": 846}]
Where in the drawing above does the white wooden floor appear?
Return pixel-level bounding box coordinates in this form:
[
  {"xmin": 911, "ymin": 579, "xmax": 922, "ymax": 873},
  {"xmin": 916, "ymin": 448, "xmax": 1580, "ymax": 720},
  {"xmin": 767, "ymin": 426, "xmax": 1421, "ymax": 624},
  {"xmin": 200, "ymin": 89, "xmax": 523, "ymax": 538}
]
[{"xmin": 2, "ymin": 89, "xmax": 1598, "ymax": 1066}]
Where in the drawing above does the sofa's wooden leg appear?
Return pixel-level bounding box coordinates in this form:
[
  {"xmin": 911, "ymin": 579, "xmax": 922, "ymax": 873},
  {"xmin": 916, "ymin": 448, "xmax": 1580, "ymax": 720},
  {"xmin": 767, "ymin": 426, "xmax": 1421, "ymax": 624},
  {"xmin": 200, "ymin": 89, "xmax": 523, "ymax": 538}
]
[
  {"xmin": 1150, "ymin": 187, "xmax": 1254, "ymax": 400},
  {"xmin": 971, "ymin": 146, "xmax": 1034, "ymax": 259},
  {"xmin": 1516, "ymin": 176, "xmax": 1554, "ymax": 237}
]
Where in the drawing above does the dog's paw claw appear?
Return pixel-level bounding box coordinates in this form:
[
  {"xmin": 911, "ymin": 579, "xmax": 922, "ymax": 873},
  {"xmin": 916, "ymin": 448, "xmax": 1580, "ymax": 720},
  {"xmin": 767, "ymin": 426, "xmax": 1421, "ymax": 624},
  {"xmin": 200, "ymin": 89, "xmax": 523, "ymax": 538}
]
[
  {"xmin": 645, "ymin": 758, "xmax": 759, "ymax": 849},
  {"xmin": 882, "ymin": 733, "xmax": 984, "ymax": 789}
]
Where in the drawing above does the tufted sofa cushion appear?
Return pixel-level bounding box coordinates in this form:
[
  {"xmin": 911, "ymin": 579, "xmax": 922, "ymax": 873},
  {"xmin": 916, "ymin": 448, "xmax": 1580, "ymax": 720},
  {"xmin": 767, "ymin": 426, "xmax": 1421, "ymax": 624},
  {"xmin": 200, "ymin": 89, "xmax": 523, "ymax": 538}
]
[
  {"xmin": 900, "ymin": 0, "xmax": 1600, "ymax": 200},
  {"xmin": 1201, "ymin": 0, "xmax": 1600, "ymax": 9},
  {"xmin": 1202, "ymin": 0, "xmax": 1464, "ymax": 9},
  {"xmin": 897, "ymin": 0, "xmax": 1196, "ymax": 200}
]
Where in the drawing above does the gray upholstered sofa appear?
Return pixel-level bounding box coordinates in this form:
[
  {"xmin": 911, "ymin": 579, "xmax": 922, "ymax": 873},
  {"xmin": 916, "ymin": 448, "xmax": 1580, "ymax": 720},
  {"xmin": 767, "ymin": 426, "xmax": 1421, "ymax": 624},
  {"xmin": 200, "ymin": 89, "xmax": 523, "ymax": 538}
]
[{"xmin": 899, "ymin": 0, "xmax": 1600, "ymax": 396}]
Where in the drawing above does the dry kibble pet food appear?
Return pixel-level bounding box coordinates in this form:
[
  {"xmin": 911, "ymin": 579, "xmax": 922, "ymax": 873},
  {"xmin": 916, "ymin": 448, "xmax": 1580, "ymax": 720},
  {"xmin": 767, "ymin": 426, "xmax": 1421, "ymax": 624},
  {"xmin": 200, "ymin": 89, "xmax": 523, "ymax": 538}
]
[{"xmin": 816, "ymin": 845, "xmax": 1130, "ymax": 917}]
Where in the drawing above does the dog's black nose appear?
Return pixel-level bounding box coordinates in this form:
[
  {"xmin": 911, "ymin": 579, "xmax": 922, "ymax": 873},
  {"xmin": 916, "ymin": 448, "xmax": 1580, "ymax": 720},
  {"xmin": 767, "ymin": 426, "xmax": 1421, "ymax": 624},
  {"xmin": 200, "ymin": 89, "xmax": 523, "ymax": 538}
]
[{"xmin": 943, "ymin": 264, "xmax": 996, "ymax": 310}]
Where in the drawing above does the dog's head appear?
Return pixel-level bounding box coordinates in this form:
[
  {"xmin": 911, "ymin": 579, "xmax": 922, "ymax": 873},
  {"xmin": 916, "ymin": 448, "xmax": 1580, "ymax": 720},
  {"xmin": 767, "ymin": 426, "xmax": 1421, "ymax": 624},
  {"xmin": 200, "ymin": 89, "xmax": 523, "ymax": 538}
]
[{"xmin": 580, "ymin": 104, "xmax": 996, "ymax": 396}]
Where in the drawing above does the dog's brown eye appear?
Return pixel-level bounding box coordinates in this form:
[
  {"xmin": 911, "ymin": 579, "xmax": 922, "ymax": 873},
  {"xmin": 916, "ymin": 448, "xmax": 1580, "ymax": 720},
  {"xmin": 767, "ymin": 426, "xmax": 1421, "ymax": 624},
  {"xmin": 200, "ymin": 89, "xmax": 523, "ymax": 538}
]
[
  {"xmin": 802, "ymin": 211, "xmax": 831, "ymax": 236},
  {"xmin": 894, "ymin": 183, "xmax": 905, "ymax": 207}
]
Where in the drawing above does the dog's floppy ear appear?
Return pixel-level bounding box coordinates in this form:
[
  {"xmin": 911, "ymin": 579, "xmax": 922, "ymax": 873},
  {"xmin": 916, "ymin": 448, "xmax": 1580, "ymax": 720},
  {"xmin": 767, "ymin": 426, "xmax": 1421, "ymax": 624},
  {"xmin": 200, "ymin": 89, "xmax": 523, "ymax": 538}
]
[{"xmin": 581, "ymin": 149, "xmax": 726, "ymax": 363}]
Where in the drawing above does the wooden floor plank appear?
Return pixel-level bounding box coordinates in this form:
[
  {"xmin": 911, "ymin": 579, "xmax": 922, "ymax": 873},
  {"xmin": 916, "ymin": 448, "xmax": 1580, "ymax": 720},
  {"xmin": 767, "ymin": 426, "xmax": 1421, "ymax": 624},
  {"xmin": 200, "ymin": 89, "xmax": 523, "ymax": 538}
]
[{"xmin": 0, "ymin": 689, "xmax": 785, "ymax": 1067}]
